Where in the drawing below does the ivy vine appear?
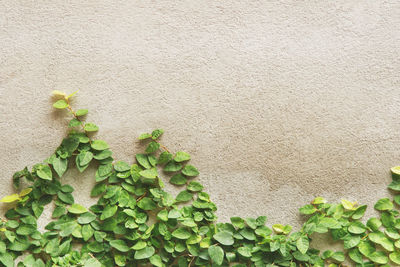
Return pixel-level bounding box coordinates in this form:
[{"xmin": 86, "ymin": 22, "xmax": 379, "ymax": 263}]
[{"xmin": 1, "ymin": 91, "xmax": 400, "ymax": 266}]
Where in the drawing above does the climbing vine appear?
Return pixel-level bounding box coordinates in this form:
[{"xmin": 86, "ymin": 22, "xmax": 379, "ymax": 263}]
[{"xmin": 1, "ymin": 91, "xmax": 400, "ymax": 266}]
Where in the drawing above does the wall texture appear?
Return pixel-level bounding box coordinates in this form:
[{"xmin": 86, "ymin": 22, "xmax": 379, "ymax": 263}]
[{"xmin": 0, "ymin": 1, "xmax": 399, "ymax": 232}]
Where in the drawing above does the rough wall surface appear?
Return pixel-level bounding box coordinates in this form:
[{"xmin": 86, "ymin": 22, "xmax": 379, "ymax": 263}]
[{"xmin": 0, "ymin": 1, "xmax": 399, "ymax": 232}]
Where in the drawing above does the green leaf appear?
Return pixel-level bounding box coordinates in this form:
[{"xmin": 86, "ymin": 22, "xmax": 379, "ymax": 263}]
[
  {"xmin": 114, "ymin": 161, "xmax": 131, "ymax": 172},
  {"xmin": 331, "ymin": 251, "xmax": 345, "ymax": 262},
  {"xmin": 389, "ymin": 251, "xmax": 400, "ymax": 264},
  {"xmin": 62, "ymin": 136, "xmax": 80, "ymax": 155},
  {"xmin": 208, "ymin": 245, "xmax": 224, "ymax": 265},
  {"xmin": 369, "ymin": 251, "xmax": 388, "ymax": 264},
  {"xmin": 136, "ymin": 154, "xmax": 151, "ymax": 169},
  {"xmin": 299, "ymin": 204, "xmax": 317, "ymax": 215},
  {"xmin": 163, "ymin": 161, "xmax": 182, "ymax": 172},
  {"xmin": 174, "ymin": 151, "xmax": 191, "ymax": 162},
  {"xmin": 131, "ymin": 240, "xmax": 147, "ymax": 250},
  {"xmin": 139, "ymin": 168, "xmax": 158, "ymax": 179},
  {"xmin": 61, "ymin": 184, "xmax": 74, "ymax": 193},
  {"xmin": 84, "ymin": 123, "xmax": 98, "ymax": 132},
  {"xmin": 367, "ymin": 217, "xmax": 382, "ymax": 231},
  {"xmin": 352, "ymin": 205, "xmax": 367, "ymax": 219},
  {"xmin": 343, "ymin": 235, "xmax": 360, "ymax": 249},
  {"xmin": 349, "ymin": 248, "xmax": 363, "ymax": 263},
  {"xmin": 110, "ymin": 239, "xmax": 130, "ymax": 252},
  {"xmin": 91, "ymin": 140, "xmax": 109, "ymax": 150},
  {"xmin": 369, "ymin": 232, "xmax": 394, "ymax": 251},
  {"xmin": 52, "ymin": 206, "xmax": 66, "ymax": 218},
  {"xmin": 238, "ymin": 246, "xmax": 252, "ymax": 257},
  {"xmin": 69, "ymin": 118, "xmax": 82, "ymax": 127},
  {"xmin": 245, "ymin": 218, "xmax": 257, "ymax": 229},
  {"xmin": 388, "ymin": 180, "xmax": 400, "ymax": 191},
  {"xmin": 176, "ymin": 190, "xmax": 193, "ymax": 202},
  {"xmin": 91, "ymin": 183, "xmax": 107, "ymax": 197},
  {"xmin": 137, "ymin": 197, "xmax": 157, "ymax": 211},
  {"xmin": 100, "ymin": 205, "xmax": 118, "ymax": 220},
  {"xmin": 149, "ymin": 255, "xmax": 163, "ymax": 267},
  {"xmin": 134, "ymin": 246, "xmax": 155, "ymax": 260},
  {"xmin": 77, "ymin": 212, "xmax": 96, "ymax": 224},
  {"xmin": 82, "ymin": 258, "xmax": 101, "ymax": 267},
  {"xmin": 139, "ymin": 133, "xmax": 152, "ymax": 140},
  {"xmin": 182, "ymin": 165, "xmax": 199, "ymax": 176},
  {"xmin": 57, "ymin": 191, "xmax": 74, "ymax": 204},
  {"xmin": 37, "ymin": 165, "xmax": 52, "ymax": 180},
  {"xmin": 348, "ymin": 222, "xmax": 366, "ymax": 234},
  {"xmin": 359, "ymin": 241, "xmax": 375, "ymax": 257},
  {"xmin": 0, "ymin": 253, "xmax": 14, "ymax": 267},
  {"xmin": 240, "ymin": 228, "xmax": 256, "ymax": 240},
  {"xmin": 96, "ymin": 163, "xmax": 113, "ymax": 182},
  {"xmin": 52, "ymin": 157, "xmax": 68, "ymax": 177},
  {"xmin": 88, "ymin": 241, "xmax": 104, "ymax": 253},
  {"xmin": 158, "ymin": 151, "xmax": 172, "ymax": 165},
  {"xmin": 145, "ymin": 141, "xmax": 160, "ymax": 153},
  {"xmin": 213, "ymin": 231, "xmax": 234, "ymax": 246},
  {"xmin": 93, "ymin": 149, "xmax": 112, "ymax": 160},
  {"xmin": 16, "ymin": 224, "xmax": 36, "ymax": 235},
  {"xmin": 172, "ymin": 227, "xmax": 191, "ymax": 239},
  {"xmin": 32, "ymin": 202, "xmax": 44, "ymax": 218},
  {"xmin": 374, "ymin": 198, "xmax": 393, "ymax": 211},
  {"xmin": 170, "ymin": 173, "xmax": 187, "ymax": 185},
  {"xmin": 77, "ymin": 151, "xmax": 93, "ymax": 166},
  {"xmin": 296, "ymin": 235, "xmax": 309, "ymax": 254},
  {"xmin": 75, "ymin": 109, "xmax": 88, "ymax": 116},
  {"xmin": 53, "ymin": 99, "xmax": 69, "ymax": 109},
  {"xmin": 256, "ymin": 216, "xmax": 267, "ymax": 226},
  {"xmin": 187, "ymin": 181, "xmax": 203, "ymax": 192},
  {"xmin": 151, "ymin": 129, "xmax": 164, "ymax": 140},
  {"xmin": 68, "ymin": 204, "xmax": 88, "ymax": 214},
  {"xmin": 231, "ymin": 217, "xmax": 245, "ymax": 229}
]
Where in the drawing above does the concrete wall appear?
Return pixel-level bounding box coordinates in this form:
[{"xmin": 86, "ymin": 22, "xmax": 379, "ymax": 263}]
[{"xmin": 0, "ymin": 1, "xmax": 399, "ymax": 230}]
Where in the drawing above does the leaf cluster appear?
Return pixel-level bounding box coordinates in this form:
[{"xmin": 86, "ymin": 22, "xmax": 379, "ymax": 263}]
[{"xmin": 0, "ymin": 92, "xmax": 399, "ymax": 266}]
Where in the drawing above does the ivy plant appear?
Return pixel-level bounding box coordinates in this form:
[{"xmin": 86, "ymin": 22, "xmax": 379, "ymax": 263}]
[{"xmin": 1, "ymin": 91, "xmax": 400, "ymax": 266}]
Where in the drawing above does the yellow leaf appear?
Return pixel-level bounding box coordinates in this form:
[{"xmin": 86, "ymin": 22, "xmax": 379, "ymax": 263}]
[
  {"xmin": 0, "ymin": 228, "xmax": 6, "ymax": 232},
  {"xmin": 312, "ymin": 197, "xmax": 326, "ymax": 205},
  {"xmin": 52, "ymin": 90, "xmax": 66, "ymax": 97},
  {"xmin": 0, "ymin": 194, "xmax": 21, "ymax": 203},
  {"xmin": 19, "ymin": 188, "xmax": 32, "ymax": 197},
  {"xmin": 66, "ymin": 90, "xmax": 79, "ymax": 99},
  {"xmin": 341, "ymin": 199, "xmax": 357, "ymax": 210}
]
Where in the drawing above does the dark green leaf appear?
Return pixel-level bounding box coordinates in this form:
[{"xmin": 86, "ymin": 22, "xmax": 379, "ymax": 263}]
[
  {"xmin": 164, "ymin": 161, "xmax": 182, "ymax": 172},
  {"xmin": 151, "ymin": 129, "xmax": 164, "ymax": 140}
]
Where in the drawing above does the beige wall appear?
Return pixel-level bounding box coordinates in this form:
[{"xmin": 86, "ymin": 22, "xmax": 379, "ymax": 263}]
[{"xmin": 0, "ymin": 1, "xmax": 399, "ymax": 230}]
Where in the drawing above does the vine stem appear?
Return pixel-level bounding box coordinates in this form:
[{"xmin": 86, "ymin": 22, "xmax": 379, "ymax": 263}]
[
  {"xmin": 154, "ymin": 140, "xmax": 170, "ymax": 153},
  {"xmin": 137, "ymin": 192, "xmax": 147, "ymax": 202},
  {"xmin": 65, "ymin": 97, "xmax": 92, "ymax": 144}
]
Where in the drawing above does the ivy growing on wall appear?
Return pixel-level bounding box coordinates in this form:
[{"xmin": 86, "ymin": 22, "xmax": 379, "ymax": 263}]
[{"xmin": 1, "ymin": 91, "xmax": 400, "ymax": 266}]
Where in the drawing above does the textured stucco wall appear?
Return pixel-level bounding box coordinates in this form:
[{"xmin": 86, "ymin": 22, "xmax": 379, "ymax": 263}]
[{"xmin": 0, "ymin": 1, "xmax": 399, "ymax": 235}]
